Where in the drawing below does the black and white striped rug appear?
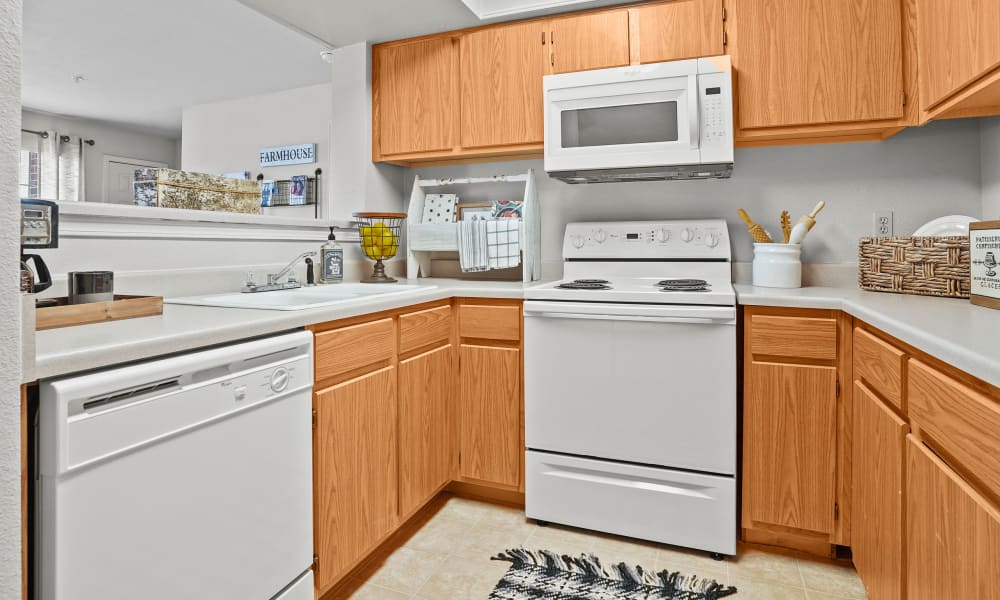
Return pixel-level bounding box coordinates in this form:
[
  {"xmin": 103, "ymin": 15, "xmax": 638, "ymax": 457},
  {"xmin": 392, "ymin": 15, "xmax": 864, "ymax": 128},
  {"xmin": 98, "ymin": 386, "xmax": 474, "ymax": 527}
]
[{"xmin": 490, "ymin": 549, "xmax": 737, "ymax": 600}]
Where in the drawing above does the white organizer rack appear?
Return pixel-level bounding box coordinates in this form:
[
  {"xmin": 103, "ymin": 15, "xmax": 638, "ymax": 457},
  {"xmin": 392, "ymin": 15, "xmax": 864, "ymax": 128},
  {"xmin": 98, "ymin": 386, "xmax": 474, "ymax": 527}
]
[{"xmin": 406, "ymin": 170, "xmax": 541, "ymax": 282}]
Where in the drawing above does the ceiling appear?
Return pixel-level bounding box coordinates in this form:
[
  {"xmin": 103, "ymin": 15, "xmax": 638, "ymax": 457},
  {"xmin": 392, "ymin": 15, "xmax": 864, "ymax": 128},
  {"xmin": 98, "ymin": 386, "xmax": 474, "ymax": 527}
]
[
  {"xmin": 237, "ymin": 0, "xmax": 633, "ymax": 47},
  {"xmin": 22, "ymin": 0, "xmax": 332, "ymax": 138}
]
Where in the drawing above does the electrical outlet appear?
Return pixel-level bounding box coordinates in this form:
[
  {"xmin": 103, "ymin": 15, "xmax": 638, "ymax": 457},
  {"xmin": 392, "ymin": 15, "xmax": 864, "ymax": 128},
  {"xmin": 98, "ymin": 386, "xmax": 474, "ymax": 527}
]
[{"xmin": 873, "ymin": 211, "xmax": 893, "ymax": 236}]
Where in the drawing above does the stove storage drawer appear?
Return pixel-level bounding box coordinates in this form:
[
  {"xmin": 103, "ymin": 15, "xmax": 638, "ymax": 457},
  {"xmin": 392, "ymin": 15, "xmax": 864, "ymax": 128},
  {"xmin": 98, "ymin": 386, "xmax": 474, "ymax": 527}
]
[{"xmin": 526, "ymin": 451, "xmax": 737, "ymax": 556}]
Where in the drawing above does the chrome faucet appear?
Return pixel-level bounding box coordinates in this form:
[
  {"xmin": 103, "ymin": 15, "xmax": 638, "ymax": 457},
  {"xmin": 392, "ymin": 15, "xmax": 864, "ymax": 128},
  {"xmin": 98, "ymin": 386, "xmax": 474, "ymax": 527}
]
[{"xmin": 243, "ymin": 252, "xmax": 317, "ymax": 293}]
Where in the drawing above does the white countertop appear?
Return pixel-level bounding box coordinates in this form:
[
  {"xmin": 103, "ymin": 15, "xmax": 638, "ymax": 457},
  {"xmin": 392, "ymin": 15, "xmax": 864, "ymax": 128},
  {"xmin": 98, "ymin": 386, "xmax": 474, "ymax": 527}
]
[
  {"xmin": 736, "ymin": 284, "xmax": 1000, "ymax": 388},
  {"xmin": 31, "ymin": 278, "xmax": 999, "ymax": 389},
  {"xmin": 31, "ymin": 278, "xmax": 530, "ymax": 381}
]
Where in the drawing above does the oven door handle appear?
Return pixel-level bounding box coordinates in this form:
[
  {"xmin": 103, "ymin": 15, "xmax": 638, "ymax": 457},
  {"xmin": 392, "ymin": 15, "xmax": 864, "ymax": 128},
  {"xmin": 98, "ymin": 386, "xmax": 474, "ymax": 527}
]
[
  {"xmin": 524, "ymin": 302, "xmax": 736, "ymax": 324},
  {"xmin": 524, "ymin": 312, "xmax": 730, "ymax": 325}
]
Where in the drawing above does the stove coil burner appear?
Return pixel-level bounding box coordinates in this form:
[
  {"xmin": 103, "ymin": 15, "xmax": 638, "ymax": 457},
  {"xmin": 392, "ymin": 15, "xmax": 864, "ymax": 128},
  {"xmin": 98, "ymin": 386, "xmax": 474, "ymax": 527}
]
[
  {"xmin": 657, "ymin": 278, "xmax": 711, "ymax": 292},
  {"xmin": 556, "ymin": 279, "xmax": 612, "ymax": 290}
]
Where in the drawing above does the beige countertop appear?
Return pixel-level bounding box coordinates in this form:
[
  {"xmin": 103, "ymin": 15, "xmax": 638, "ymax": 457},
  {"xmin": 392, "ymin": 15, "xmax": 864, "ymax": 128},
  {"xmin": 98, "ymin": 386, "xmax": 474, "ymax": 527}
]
[{"xmin": 30, "ymin": 278, "xmax": 999, "ymax": 388}]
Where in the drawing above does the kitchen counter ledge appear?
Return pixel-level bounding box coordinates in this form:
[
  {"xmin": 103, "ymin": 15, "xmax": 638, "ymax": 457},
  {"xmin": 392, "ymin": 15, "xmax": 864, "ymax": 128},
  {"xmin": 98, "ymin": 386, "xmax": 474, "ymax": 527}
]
[
  {"xmin": 736, "ymin": 283, "xmax": 1000, "ymax": 389},
  {"xmin": 31, "ymin": 278, "xmax": 531, "ymax": 382},
  {"xmin": 31, "ymin": 279, "xmax": 999, "ymax": 388}
]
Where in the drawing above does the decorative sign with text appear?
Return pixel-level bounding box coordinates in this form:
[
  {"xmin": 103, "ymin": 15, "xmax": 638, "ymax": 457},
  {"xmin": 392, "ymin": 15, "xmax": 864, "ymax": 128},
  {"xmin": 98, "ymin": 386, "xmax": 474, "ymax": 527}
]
[
  {"xmin": 259, "ymin": 143, "xmax": 317, "ymax": 167},
  {"xmin": 971, "ymin": 220, "xmax": 1000, "ymax": 310}
]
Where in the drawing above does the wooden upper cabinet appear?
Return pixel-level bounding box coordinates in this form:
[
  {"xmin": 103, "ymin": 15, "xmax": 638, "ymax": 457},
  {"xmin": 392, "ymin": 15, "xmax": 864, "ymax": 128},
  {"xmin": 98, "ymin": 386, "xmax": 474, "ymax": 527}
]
[
  {"xmin": 917, "ymin": 0, "xmax": 1000, "ymax": 117},
  {"xmin": 373, "ymin": 37, "xmax": 458, "ymax": 158},
  {"xmin": 731, "ymin": 0, "xmax": 905, "ymax": 131},
  {"xmin": 461, "ymin": 20, "xmax": 547, "ymax": 149},
  {"xmin": 548, "ymin": 10, "xmax": 630, "ymax": 74},
  {"xmin": 631, "ymin": 0, "xmax": 723, "ymax": 64},
  {"xmin": 906, "ymin": 435, "xmax": 1000, "ymax": 599}
]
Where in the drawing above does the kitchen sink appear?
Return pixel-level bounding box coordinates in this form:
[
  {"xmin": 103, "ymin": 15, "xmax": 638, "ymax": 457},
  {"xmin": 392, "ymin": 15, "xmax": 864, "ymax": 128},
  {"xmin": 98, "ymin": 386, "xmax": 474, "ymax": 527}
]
[{"xmin": 165, "ymin": 283, "xmax": 433, "ymax": 311}]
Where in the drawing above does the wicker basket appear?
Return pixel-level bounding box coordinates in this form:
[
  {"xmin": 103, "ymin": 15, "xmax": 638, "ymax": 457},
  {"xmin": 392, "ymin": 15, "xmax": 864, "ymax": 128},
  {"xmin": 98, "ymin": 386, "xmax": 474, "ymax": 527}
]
[{"xmin": 858, "ymin": 236, "xmax": 971, "ymax": 299}]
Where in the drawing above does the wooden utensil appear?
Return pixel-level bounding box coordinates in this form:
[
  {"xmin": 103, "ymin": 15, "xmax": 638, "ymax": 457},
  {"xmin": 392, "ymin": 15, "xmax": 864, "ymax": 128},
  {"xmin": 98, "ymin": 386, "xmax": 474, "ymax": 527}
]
[
  {"xmin": 788, "ymin": 201, "xmax": 826, "ymax": 244},
  {"xmin": 738, "ymin": 208, "xmax": 774, "ymax": 244},
  {"xmin": 780, "ymin": 211, "xmax": 792, "ymax": 244}
]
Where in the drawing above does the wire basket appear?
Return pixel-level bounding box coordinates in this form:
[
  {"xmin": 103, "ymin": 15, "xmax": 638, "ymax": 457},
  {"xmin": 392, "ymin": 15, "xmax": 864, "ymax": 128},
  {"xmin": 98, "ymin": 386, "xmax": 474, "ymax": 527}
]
[{"xmin": 354, "ymin": 212, "xmax": 406, "ymax": 283}]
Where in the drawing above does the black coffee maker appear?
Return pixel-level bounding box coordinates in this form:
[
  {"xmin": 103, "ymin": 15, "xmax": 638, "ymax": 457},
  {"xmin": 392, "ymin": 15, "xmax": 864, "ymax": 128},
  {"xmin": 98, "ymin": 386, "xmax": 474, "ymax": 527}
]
[{"xmin": 20, "ymin": 198, "xmax": 58, "ymax": 293}]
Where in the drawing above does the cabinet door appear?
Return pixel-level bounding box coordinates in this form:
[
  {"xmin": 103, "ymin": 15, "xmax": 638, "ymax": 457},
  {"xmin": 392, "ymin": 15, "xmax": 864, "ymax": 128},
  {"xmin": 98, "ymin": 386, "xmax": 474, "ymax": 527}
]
[
  {"xmin": 633, "ymin": 0, "xmax": 723, "ymax": 64},
  {"xmin": 461, "ymin": 20, "xmax": 547, "ymax": 149},
  {"xmin": 459, "ymin": 344, "xmax": 522, "ymax": 487},
  {"xmin": 733, "ymin": 0, "xmax": 904, "ymax": 129},
  {"xmin": 917, "ymin": 0, "xmax": 1000, "ymax": 111},
  {"xmin": 549, "ymin": 10, "xmax": 630, "ymax": 75},
  {"xmin": 314, "ymin": 367, "xmax": 398, "ymax": 590},
  {"xmin": 852, "ymin": 382, "xmax": 908, "ymax": 600},
  {"xmin": 744, "ymin": 361, "xmax": 838, "ymax": 534},
  {"xmin": 374, "ymin": 37, "xmax": 458, "ymax": 157},
  {"xmin": 907, "ymin": 436, "xmax": 1000, "ymax": 599},
  {"xmin": 398, "ymin": 344, "xmax": 454, "ymax": 516}
]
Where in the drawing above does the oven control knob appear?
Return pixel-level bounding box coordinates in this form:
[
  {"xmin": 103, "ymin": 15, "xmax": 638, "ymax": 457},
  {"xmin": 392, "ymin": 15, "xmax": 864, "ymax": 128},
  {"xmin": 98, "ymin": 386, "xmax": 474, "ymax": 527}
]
[
  {"xmin": 705, "ymin": 233, "xmax": 719, "ymax": 248},
  {"xmin": 592, "ymin": 228, "xmax": 608, "ymax": 244},
  {"xmin": 570, "ymin": 234, "xmax": 585, "ymax": 249},
  {"xmin": 680, "ymin": 228, "xmax": 695, "ymax": 243},
  {"xmin": 269, "ymin": 367, "xmax": 290, "ymax": 393},
  {"xmin": 654, "ymin": 228, "xmax": 670, "ymax": 243}
]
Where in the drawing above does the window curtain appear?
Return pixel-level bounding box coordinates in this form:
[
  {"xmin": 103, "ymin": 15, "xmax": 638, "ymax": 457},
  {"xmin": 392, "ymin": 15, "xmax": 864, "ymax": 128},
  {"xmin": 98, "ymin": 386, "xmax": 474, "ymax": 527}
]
[{"xmin": 39, "ymin": 131, "xmax": 86, "ymax": 202}]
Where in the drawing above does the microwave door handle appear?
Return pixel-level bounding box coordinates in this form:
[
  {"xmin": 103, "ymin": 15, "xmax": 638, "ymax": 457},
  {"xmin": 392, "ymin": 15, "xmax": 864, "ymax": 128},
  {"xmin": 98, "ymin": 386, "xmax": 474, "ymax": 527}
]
[{"xmin": 688, "ymin": 74, "xmax": 700, "ymax": 149}]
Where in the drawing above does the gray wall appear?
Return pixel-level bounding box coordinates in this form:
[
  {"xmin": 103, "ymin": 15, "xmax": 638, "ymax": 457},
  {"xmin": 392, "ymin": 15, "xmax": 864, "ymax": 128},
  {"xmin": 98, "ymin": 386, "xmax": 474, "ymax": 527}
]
[
  {"xmin": 1, "ymin": 0, "xmax": 23, "ymax": 595},
  {"xmin": 982, "ymin": 117, "xmax": 1000, "ymax": 221},
  {"xmin": 407, "ymin": 119, "xmax": 985, "ymax": 265},
  {"xmin": 21, "ymin": 109, "xmax": 180, "ymax": 203}
]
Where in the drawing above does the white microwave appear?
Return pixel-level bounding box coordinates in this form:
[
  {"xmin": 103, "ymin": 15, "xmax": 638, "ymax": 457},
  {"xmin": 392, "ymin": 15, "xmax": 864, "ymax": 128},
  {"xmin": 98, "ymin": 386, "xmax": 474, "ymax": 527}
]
[{"xmin": 543, "ymin": 56, "xmax": 734, "ymax": 183}]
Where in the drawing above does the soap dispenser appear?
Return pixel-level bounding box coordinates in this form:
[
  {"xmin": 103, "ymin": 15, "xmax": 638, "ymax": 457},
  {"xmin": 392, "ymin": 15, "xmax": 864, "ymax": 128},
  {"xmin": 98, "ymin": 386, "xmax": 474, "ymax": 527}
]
[{"xmin": 319, "ymin": 227, "xmax": 344, "ymax": 284}]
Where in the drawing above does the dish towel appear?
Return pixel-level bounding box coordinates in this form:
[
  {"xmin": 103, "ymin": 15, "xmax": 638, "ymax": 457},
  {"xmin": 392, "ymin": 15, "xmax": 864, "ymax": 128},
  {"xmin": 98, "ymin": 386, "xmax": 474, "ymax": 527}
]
[
  {"xmin": 457, "ymin": 220, "xmax": 521, "ymax": 272},
  {"xmin": 487, "ymin": 219, "xmax": 521, "ymax": 270}
]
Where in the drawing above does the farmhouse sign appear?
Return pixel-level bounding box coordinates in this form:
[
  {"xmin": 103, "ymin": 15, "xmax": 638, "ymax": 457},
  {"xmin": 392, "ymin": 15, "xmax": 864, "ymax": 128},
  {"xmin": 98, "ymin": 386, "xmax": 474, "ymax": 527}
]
[{"xmin": 259, "ymin": 143, "xmax": 317, "ymax": 167}]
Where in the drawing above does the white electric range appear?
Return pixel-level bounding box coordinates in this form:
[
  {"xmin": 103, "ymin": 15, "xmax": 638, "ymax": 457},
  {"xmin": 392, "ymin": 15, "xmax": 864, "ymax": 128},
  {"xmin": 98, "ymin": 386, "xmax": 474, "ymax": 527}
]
[{"xmin": 524, "ymin": 219, "xmax": 737, "ymax": 558}]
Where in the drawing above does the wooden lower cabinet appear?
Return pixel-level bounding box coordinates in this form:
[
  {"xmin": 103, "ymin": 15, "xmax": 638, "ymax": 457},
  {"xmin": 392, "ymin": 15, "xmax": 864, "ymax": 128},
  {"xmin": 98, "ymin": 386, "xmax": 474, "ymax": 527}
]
[
  {"xmin": 398, "ymin": 344, "xmax": 455, "ymax": 517},
  {"xmin": 906, "ymin": 435, "xmax": 1000, "ymax": 599},
  {"xmin": 314, "ymin": 367, "xmax": 399, "ymax": 590},
  {"xmin": 744, "ymin": 361, "xmax": 838, "ymax": 534},
  {"xmin": 852, "ymin": 382, "xmax": 908, "ymax": 600},
  {"xmin": 459, "ymin": 344, "xmax": 522, "ymax": 488}
]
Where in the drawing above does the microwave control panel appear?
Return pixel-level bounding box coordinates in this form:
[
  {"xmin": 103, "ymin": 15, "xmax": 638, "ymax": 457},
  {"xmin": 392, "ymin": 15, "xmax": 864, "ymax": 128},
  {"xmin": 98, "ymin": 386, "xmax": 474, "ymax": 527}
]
[{"xmin": 697, "ymin": 68, "xmax": 734, "ymax": 162}]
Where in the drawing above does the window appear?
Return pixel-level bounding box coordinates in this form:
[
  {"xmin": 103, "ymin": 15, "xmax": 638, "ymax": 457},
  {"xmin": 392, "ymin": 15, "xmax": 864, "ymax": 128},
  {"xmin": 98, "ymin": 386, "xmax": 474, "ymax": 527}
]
[{"xmin": 19, "ymin": 149, "xmax": 41, "ymax": 199}]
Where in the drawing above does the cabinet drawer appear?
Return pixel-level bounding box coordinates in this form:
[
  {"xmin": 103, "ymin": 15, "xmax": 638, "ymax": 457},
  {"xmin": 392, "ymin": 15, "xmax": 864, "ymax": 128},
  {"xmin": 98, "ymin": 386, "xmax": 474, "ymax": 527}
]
[
  {"xmin": 399, "ymin": 305, "xmax": 452, "ymax": 354},
  {"xmin": 314, "ymin": 318, "xmax": 395, "ymax": 382},
  {"xmin": 749, "ymin": 315, "xmax": 837, "ymax": 361},
  {"xmin": 853, "ymin": 328, "xmax": 907, "ymax": 411},
  {"xmin": 909, "ymin": 359, "xmax": 1000, "ymax": 500},
  {"xmin": 459, "ymin": 304, "xmax": 520, "ymax": 341}
]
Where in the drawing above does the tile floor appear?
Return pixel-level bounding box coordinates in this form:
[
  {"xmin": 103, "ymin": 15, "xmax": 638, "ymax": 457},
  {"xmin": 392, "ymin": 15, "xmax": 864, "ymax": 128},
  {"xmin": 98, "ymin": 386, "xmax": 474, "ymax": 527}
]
[{"xmin": 331, "ymin": 495, "xmax": 868, "ymax": 600}]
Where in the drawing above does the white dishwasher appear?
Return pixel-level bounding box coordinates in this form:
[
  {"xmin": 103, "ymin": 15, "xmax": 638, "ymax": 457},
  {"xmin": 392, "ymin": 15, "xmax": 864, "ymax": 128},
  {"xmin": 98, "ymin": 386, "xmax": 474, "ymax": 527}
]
[{"xmin": 36, "ymin": 331, "xmax": 315, "ymax": 600}]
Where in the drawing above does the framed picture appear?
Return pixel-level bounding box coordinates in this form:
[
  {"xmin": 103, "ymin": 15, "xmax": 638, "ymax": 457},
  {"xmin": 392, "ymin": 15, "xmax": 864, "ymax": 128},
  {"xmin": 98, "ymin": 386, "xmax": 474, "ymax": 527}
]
[
  {"xmin": 457, "ymin": 203, "xmax": 493, "ymax": 221},
  {"xmin": 970, "ymin": 220, "xmax": 1000, "ymax": 310}
]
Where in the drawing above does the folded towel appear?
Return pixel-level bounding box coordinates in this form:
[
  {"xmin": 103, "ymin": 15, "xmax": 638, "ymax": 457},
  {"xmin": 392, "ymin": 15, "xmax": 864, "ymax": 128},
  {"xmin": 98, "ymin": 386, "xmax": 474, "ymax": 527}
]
[
  {"xmin": 457, "ymin": 220, "xmax": 489, "ymax": 272},
  {"xmin": 487, "ymin": 219, "xmax": 521, "ymax": 270},
  {"xmin": 456, "ymin": 219, "xmax": 521, "ymax": 272}
]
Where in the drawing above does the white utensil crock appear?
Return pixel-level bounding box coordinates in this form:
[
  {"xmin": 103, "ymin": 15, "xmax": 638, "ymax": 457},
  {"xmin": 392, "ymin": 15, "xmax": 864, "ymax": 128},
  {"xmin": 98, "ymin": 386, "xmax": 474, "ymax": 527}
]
[{"xmin": 753, "ymin": 243, "xmax": 802, "ymax": 288}]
